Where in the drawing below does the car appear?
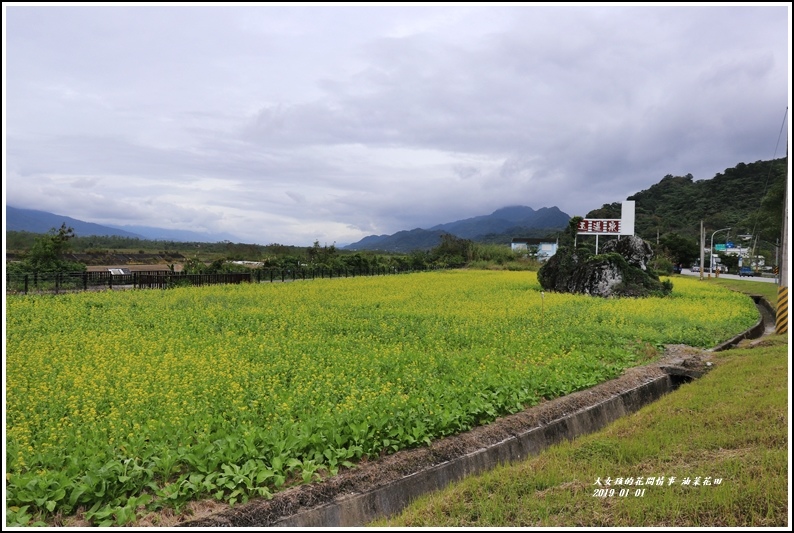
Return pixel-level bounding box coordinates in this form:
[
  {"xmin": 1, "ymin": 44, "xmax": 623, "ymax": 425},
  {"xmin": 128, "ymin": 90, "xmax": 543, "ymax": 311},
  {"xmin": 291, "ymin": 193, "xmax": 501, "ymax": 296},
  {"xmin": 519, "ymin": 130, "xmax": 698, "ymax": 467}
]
[
  {"xmin": 672, "ymin": 264, "xmax": 683, "ymax": 274},
  {"xmin": 739, "ymin": 267, "xmax": 755, "ymax": 277},
  {"xmin": 691, "ymin": 265, "xmax": 700, "ymax": 273}
]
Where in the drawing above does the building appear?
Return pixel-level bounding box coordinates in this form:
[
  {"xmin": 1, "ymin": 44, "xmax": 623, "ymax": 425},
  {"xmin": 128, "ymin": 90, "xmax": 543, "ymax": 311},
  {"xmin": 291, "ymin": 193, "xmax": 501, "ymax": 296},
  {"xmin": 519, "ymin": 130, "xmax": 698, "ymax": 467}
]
[{"xmin": 511, "ymin": 238, "xmax": 559, "ymax": 261}]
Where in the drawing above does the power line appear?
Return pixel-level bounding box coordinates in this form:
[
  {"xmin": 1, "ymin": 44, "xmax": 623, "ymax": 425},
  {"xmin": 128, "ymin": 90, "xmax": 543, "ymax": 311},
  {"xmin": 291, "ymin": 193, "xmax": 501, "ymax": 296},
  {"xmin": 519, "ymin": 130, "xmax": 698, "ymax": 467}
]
[
  {"xmin": 749, "ymin": 107, "xmax": 788, "ymax": 240},
  {"xmin": 747, "ymin": 107, "xmax": 788, "ymax": 268}
]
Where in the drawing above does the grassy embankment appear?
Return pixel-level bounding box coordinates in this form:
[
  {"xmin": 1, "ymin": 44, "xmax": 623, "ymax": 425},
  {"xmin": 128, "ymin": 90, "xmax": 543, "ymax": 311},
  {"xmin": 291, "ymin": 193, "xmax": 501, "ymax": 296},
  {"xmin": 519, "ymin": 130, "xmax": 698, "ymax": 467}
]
[{"xmin": 374, "ymin": 277, "xmax": 790, "ymax": 527}]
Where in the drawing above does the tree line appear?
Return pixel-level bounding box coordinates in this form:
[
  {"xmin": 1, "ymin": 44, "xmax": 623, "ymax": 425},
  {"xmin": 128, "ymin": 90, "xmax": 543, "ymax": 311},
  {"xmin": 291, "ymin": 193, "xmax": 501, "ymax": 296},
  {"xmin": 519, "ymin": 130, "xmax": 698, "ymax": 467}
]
[{"xmin": 6, "ymin": 227, "xmax": 542, "ymax": 276}]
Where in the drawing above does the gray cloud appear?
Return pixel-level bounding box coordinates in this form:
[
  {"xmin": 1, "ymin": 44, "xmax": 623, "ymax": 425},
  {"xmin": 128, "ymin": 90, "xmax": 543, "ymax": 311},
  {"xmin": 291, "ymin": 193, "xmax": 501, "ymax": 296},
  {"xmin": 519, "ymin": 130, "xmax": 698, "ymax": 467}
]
[{"xmin": 4, "ymin": 4, "xmax": 790, "ymax": 246}]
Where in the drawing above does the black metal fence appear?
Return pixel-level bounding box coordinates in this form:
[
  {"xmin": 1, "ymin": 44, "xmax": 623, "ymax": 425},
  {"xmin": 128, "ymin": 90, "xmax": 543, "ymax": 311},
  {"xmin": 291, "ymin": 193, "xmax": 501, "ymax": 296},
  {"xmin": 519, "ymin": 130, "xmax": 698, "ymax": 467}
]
[{"xmin": 5, "ymin": 265, "xmax": 434, "ymax": 295}]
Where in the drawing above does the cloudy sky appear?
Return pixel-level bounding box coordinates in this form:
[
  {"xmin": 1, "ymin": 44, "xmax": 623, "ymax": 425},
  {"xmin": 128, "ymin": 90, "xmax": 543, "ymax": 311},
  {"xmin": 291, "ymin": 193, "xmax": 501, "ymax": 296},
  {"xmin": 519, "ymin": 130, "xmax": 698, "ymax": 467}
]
[{"xmin": 3, "ymin": 3, "xmax": 791, "ymax": 246}]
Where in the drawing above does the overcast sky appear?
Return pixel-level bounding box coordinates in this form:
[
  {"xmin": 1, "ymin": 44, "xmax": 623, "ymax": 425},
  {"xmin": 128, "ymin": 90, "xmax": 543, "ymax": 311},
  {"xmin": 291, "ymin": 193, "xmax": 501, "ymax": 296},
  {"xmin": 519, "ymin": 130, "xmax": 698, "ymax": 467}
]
[{"xmin": 3, "ymin": 3, "xmax": 791, "ymax": 246}]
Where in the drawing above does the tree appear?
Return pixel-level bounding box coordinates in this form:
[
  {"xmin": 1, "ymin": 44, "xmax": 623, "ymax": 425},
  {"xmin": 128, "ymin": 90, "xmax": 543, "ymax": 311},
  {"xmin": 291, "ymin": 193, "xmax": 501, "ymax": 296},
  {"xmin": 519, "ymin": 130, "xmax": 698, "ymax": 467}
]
[
  {"xmin": 754, "ymin": 173, "xmax": 786, "ymax": 243},
  {"xmin": 182, "ymin": 258, "xmax": 205, "ymax": 274},
  {"xmin": 717, "ymin": 252, "xmax": 739, "ymax": 273},
  {"xmin": 431, "ymin": 234, "xmax": 474, "ymax": 267},
  {"xmin": 558, "ymin": 216, "xmax": 583, "ymax": 249},
  {"xmin": 307, "ymin": 240, "xmax": 338, "ymax": 267},
  {"xmin": 342, "ymin": 253, "xmax": 371, "ymax": 271},
  {"xmin": 657, "ymin": 232, "xmax": 700, "ymax": 267},
  {"xmin": 23, "ymin": 223, "xmax": 84, "ymax": 272}
]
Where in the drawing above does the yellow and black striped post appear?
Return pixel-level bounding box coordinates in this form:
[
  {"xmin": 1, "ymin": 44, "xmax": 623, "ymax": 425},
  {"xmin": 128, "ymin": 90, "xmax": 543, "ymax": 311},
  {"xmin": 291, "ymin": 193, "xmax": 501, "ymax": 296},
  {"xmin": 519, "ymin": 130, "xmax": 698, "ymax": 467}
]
[{"xmin": 776, "ymin": 161, "xmax": 788, "ymax": 335}]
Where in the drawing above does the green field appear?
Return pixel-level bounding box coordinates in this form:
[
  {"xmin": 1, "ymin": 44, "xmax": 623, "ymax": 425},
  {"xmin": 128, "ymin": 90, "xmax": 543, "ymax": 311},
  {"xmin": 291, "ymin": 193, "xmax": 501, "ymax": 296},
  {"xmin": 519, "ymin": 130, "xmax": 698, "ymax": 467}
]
[{"xmin": 5, "ymin": 271, "xmax": 760, "ymax": 526}]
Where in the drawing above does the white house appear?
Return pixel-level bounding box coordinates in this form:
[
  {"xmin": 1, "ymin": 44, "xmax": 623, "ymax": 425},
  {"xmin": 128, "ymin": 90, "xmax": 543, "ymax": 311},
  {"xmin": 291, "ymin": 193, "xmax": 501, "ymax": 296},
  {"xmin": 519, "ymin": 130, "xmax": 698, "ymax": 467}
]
[{"xmin": 511, "ymin": 238, "xmax": 559, "ymax": 261}]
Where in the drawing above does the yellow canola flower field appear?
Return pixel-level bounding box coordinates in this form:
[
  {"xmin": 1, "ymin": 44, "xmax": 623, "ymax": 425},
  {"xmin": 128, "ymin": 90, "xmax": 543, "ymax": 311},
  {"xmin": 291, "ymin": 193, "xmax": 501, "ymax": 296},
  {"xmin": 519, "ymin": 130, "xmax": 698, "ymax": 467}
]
[{"xmin": 5, "ymin": 270, "xmax": 758, "ymax": 525}]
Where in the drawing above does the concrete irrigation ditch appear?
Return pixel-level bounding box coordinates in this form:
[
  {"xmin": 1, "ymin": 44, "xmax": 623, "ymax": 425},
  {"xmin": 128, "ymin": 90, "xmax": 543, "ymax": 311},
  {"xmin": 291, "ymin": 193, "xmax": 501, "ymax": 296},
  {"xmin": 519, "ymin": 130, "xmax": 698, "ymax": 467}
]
[{"xmin": 182, "ymin": 297, "xmax": 772, "ymax": 528}]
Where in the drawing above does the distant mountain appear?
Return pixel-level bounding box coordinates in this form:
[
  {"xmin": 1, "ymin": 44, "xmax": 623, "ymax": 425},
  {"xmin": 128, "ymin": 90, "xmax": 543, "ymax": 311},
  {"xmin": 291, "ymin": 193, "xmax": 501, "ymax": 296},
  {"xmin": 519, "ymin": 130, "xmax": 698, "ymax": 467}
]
[
  {"xmin": 105, "ymin": 224, "xmax": 240, "ymax": 243},
  {"xmin": 346, "ymin": 228, "xmax": 450, "ymax": 253},
  {"xmin": 429, "ymin": 206, "xmax": 570, "ymax": 239},
  {"xmin": 344, "ymin": 206, "xmax": 571, "ymax": 252},
  {"xmin": 6, "ymin": 206, "xmax": 241, "ymax": 243},
  {"xmin": 6, "ymin": 206, "xmax": 145, "ymax": 239}
]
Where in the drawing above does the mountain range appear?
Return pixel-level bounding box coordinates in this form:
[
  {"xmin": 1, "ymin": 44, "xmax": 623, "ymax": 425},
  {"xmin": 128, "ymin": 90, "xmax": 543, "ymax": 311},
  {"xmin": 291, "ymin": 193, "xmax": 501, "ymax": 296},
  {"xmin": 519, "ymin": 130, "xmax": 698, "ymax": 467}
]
[
  {"xmin": 343, "ymin": 206, "xmax": 570, "ymax": 252},
  {"xmin": 6, "ymin": 155, "xmax": 786, "ymax": 253},
  {"xmin": 5, "ymin": 205, "xmax": 570, "ymax": 252},
  {"xmin": 5, "ymin": 206, "xmax": 240, "ymax": 243}
]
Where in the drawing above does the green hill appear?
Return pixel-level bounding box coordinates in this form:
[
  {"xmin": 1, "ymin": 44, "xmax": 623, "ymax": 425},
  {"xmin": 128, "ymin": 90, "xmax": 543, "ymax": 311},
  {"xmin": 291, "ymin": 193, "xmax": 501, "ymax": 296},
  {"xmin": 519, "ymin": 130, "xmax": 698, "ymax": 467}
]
[
  {"xmin": 584, "ymin": 157, "xmax": 787, "ymax": 269},
  {"xmin": 587, "ymin": 158, "xmax": 786, "ymax": 245}
]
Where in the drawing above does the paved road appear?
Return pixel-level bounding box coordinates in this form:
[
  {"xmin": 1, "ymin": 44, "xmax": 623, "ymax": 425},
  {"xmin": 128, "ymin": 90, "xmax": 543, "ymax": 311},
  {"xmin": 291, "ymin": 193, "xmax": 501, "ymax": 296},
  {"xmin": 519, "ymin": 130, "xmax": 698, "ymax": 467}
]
[{"xmin": 678, "ymin": 268, "xmax": 780, "ymax": 284}]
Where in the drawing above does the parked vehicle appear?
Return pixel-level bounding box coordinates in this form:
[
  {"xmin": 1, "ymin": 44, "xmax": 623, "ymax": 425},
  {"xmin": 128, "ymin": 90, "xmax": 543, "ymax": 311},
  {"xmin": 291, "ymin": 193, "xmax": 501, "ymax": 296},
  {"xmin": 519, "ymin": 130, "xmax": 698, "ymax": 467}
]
[
  {"xmin": 739, "ymin": 267, "xmax": 755, "ymax": 277},
  {"xmin": 672, "ymin": 264, "xmax": 683, "ymax": 274},
  {"xmin": 691, "ymin": 265, "xmax": 700, "ymax": 273}
]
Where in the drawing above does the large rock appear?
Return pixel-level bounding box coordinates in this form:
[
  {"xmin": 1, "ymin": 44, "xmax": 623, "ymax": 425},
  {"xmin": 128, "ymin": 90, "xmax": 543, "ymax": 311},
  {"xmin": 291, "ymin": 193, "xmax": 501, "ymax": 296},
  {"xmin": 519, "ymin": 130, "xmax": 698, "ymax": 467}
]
[
  {"xmin": 600, "ymin": 235, "xmax": 653, "ymax": 271},
  {"xmin": 538, "ymin": 235, "xmax": 671, "ymax": 298}
]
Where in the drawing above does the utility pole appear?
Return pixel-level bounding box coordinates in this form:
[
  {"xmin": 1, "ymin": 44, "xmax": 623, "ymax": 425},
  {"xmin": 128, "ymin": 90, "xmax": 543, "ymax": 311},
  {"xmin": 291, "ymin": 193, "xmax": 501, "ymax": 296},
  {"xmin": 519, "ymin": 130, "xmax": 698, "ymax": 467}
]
[
  {"xmin": 750, "ymin": 234, "xmax": 759, "ymax": 272},
  {"xmin": 699, "ymin": 220, "xmax": 705, "ymax": 281}
]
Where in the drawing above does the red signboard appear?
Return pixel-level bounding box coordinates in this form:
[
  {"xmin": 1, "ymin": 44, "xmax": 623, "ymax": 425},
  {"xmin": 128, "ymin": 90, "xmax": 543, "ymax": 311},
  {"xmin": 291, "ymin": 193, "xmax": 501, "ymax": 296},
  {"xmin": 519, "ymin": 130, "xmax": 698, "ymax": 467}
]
[{"xmin": 577, "ymin": 219, "xmax": 621, "ymax": 234}]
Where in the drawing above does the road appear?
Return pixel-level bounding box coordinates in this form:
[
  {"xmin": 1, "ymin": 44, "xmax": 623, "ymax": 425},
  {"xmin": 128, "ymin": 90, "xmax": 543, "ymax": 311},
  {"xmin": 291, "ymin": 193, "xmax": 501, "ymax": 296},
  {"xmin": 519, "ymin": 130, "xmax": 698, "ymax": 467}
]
[{"xmin": 678, "ymin": 268, "xmax": 780, "ymax": 284}]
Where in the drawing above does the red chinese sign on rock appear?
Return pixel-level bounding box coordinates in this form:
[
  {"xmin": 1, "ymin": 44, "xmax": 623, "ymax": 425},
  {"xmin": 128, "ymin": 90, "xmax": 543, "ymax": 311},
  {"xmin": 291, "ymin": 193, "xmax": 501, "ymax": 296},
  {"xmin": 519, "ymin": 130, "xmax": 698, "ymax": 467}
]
[{"xmin": 577, "ymin": 219, "xmax": 621, "ymax": 234}]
